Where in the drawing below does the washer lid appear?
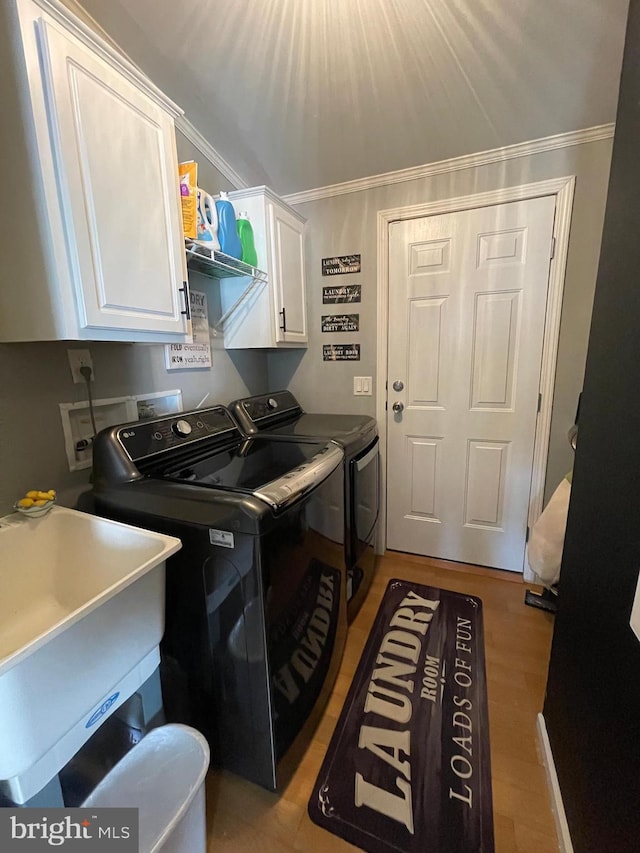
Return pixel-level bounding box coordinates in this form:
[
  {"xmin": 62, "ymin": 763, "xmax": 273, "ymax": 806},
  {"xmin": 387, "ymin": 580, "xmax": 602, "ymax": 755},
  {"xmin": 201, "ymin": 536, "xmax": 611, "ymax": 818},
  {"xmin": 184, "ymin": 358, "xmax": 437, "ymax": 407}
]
[
  {"xmin": 263, "ymin": 413, "xmax": 376, "ymax": 443},
  {"xmin": 160, "ymin": 436, "xmax": 343, "ymax": 510}
]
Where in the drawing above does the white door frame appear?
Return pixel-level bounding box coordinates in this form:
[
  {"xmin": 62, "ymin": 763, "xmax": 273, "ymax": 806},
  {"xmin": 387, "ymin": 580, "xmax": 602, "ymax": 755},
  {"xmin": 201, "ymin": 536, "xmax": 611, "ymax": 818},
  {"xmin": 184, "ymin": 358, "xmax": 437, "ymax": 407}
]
[{"xmin": 375, "ymin": 176, "xmax": 576, "ymax": 580}]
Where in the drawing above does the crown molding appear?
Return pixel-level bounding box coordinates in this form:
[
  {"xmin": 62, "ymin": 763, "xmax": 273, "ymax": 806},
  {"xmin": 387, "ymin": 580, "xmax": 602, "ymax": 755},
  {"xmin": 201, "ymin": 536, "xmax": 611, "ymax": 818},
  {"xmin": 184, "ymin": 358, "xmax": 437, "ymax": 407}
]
[
  {"xmin": 57, "ymin": 0, "xmax": 247, "ymax": 188},
  {"xmin": 36, "ymin": 0, "xmax": 182, "ymax": 116},
  {"xmin": 282, "ymin": 123, "xmax": 615, "ymax": 206},
  {"xmin": 174, "ymin": 116, "xmax": 248, "ymax": 190}
]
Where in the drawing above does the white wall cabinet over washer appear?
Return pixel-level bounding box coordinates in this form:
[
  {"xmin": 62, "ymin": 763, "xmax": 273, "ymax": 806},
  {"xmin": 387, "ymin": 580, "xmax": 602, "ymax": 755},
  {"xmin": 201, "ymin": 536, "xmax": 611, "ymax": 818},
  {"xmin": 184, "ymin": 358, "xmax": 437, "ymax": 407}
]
[
  {"xmin": 220, "ymin": 187, "xmax": 307, "ymax": 348},
  {"xmin": 0, "ymin": 0, "xmax": 191, "ymax": 343}
]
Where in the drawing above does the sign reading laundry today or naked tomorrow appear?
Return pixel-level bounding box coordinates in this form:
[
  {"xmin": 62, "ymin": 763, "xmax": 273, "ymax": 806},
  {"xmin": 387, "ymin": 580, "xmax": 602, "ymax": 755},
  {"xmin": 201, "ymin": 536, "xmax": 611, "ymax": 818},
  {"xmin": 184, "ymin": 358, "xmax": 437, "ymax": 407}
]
[
  {"xmin": 323, "ymin": 284, "xmax": 362, "ymax": 304},
  {"xmin": 321, "ymin": 314, "xmax": 360, "ymax": 333},
  {"xmin": 323, "ymin": 344, "xmax": 361, "ymax": 361},
  {"xmin": 321, "ymin": 254, "xmax": 361, "ymax": 276}
]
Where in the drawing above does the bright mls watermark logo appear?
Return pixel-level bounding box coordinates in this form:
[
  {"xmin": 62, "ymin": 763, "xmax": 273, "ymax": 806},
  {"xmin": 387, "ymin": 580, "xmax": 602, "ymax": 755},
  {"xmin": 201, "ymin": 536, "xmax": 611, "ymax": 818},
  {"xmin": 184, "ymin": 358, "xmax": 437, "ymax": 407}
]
[{"xmin": 0, "ymin": 809, "xmax": 138, "ymax": 850}]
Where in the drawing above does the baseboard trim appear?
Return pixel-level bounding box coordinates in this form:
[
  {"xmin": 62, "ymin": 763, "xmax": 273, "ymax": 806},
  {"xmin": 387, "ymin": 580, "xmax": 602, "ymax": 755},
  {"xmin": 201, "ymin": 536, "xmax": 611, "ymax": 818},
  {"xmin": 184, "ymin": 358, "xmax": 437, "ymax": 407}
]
[{"xmin": 536, "ymin": 713, "xmax": 574, "ymax": 853}]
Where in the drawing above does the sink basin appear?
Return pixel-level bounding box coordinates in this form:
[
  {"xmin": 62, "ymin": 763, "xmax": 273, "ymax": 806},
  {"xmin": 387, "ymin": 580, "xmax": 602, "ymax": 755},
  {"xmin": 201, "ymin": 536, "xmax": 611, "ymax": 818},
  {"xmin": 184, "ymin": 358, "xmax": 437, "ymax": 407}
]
[{"xmin": 0, "ymin": 506, "xmax": 181, "ymax": 803}]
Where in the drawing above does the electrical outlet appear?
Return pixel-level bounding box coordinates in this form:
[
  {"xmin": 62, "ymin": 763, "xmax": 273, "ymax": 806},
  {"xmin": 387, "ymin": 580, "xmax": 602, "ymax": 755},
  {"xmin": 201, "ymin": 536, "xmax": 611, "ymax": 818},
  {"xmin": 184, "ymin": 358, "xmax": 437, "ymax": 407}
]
[
  {"xmin": 67, "ymin": 349, "xmax": 94, "ymax": 384},
  {"xmin": 353, "ymin": 376, "xmax": 372, "ymax": 395}
]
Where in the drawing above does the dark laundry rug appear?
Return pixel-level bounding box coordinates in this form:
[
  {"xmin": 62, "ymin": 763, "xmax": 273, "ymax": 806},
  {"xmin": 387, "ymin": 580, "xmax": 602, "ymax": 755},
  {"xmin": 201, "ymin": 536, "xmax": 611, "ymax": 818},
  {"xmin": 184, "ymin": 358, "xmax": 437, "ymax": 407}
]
[{"xmin": 308, "ymin": 579, "xmax": 494, "ymax": 853}]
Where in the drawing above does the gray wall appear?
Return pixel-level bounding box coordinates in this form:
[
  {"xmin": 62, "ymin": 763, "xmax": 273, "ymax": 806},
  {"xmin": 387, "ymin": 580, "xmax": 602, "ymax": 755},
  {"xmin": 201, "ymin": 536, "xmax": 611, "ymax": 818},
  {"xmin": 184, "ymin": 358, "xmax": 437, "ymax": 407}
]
[
  {"xmin": 0, "ymin": 336, "xmax": 267, "ymax": 516},
  {"xmin": 270, "ymin": 136, "xmax": 613, "ymax": 504}
]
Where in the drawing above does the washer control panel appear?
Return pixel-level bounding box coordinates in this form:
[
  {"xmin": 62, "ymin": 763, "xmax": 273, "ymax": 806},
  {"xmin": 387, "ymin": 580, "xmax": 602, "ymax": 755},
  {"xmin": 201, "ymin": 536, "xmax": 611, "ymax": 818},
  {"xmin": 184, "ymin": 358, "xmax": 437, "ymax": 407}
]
[
  {"xmin": 117, "ymin": 406, "xmax": 238, "ymax": 461},
  {"xmin": 239, "ymin": 391, "xmax": 301, "ymax": 424}
]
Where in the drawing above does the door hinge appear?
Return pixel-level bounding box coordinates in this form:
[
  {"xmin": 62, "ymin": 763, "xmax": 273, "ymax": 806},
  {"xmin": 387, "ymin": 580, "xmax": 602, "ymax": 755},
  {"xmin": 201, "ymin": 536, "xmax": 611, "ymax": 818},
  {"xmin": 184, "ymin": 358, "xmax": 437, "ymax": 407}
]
[
  {"xmin": 550, "ymin": 236, "xmax": 556, "ymax": 259},
  {"xmin": 385, "ymin": 400, "xmax": 388, "ymax": 411},
  {"xmin": 526, "ymin": 525, "xmax": 530, "ymax": 543},
  {"xmin": 537, "ymin": 393, "xmax": 542, "ymax": 413}
]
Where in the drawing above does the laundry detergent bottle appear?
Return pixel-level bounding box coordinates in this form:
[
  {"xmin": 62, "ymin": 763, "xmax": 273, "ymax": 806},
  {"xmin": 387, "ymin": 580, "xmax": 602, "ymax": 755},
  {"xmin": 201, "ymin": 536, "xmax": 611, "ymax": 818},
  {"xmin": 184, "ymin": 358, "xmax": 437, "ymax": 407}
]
[
  {"xmin": 215, "ymin": 192, "xmax": 243, "ymax": 260},
  {"xmin": 196, "ymin": 189, "xmax": 220, "ymax": 250},
  {"xmin": 236, "ymin": 212, "xmax": 258, "ymax": 267}
]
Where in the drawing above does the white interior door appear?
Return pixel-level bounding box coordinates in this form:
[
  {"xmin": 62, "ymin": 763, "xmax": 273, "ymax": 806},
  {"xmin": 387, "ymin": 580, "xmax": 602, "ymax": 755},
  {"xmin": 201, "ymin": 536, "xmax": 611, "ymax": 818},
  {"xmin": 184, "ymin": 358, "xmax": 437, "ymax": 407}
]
[{"xmin": 386, "ymin": 196, "xmax": 556, "ymax": 572}]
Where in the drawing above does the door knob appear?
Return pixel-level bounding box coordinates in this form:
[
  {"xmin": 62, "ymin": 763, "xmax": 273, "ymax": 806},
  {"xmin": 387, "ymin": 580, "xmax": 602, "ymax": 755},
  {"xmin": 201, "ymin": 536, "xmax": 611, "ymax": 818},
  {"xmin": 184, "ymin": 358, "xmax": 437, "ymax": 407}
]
[
  {"xmin": 392, "ymin": 380, "xmax": 404, "ymax": 392},
  {"xmin": 392, "ymin": 401, "xmax": 404, "ymax": 413}
]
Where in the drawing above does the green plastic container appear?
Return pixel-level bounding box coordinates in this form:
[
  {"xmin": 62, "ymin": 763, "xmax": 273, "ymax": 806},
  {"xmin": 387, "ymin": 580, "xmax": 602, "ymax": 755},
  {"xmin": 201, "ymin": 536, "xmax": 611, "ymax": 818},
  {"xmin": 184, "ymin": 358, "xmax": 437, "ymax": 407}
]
[{"xmin": 236, "ymin": 212, "xmax": 258, "ymax": 267}]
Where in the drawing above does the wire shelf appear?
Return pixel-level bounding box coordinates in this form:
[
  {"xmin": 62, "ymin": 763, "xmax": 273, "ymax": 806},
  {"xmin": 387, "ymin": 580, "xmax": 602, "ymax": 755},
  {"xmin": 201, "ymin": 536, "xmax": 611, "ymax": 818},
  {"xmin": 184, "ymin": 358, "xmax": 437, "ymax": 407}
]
[
  {"xmin": 185, "ymin": 243, "xmax": 268, "ymax": 331},
  {"xmin": 185, "ymin": 243, "xmax": 267, "ymax": 283}
]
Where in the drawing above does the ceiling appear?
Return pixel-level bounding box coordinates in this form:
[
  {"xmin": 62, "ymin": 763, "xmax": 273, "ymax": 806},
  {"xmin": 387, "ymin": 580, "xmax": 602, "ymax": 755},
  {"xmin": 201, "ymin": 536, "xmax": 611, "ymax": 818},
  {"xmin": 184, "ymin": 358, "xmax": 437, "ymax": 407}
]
[{"xmin": 76, "ymin": 0, "xmax": 630, "ymax": 196}]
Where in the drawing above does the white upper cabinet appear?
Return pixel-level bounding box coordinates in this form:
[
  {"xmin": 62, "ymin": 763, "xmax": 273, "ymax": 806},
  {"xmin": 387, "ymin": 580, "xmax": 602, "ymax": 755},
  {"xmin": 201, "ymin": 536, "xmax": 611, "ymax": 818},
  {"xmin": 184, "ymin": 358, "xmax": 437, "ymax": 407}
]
[
  {"xmin": 219, "ymin": 187, "xmax": 307, "ymax": 348},
  {"xmin": 0, "ymin": 0, "xmax": 190, "ymax": 342}
]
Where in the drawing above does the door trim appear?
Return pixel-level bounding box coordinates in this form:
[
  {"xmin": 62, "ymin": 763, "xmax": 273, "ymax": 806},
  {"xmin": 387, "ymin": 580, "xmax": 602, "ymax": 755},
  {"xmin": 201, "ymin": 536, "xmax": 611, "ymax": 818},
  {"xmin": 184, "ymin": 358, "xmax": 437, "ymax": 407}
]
[{"xmin": 375, "ymin": 176, "xmax": 576, "ymax": 578}]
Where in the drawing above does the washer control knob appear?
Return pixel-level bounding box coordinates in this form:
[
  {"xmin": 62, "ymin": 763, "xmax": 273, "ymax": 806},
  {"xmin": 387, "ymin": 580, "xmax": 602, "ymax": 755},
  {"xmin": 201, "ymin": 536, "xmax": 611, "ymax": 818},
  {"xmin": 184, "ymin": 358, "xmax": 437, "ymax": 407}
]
[
  {"xmin": 172, "ymin": 418, "xmax": 193, "ymax": 437},
  {"xmin": 267, "ymin": 397, "xmax": 278, "ymax": 410}
]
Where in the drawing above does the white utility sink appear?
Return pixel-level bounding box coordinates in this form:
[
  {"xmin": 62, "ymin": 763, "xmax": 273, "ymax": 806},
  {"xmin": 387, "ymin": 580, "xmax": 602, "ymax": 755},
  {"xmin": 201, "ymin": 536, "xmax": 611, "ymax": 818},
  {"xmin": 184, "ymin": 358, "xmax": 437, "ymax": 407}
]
[{"xmin": 0, "ymin": 505, "xmax": 181, "ymax": 803}]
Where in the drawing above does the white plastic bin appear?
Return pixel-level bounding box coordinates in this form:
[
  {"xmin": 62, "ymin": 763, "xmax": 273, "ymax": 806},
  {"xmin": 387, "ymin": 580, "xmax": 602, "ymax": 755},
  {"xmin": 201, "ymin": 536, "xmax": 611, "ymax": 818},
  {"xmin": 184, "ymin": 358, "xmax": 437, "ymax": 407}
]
[{"xmin": 82, "ymin": 724, "xmax": 210, "ymax": 853}]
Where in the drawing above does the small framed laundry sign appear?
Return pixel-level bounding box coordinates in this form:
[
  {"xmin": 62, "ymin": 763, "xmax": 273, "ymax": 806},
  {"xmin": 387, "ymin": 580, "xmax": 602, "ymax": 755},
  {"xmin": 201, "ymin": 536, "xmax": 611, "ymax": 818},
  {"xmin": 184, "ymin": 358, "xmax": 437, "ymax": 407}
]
[
  {"xmin": 323, "ymin": 284, "xmax": 361, "ymax": 304},
  {"xmin": 321, "ymin": 314, "xmax": 359, "ymax": 333},
  {"xmin": 321, "ymin": 254, "xmax": 361, "ymax": 276},
  {"xmin": 323, "ymin": 344, "xmax": 361, "ymax": 361},
  {"xmin": 165, "ymin": 290, "xmax": 211, "ymax": 369}
]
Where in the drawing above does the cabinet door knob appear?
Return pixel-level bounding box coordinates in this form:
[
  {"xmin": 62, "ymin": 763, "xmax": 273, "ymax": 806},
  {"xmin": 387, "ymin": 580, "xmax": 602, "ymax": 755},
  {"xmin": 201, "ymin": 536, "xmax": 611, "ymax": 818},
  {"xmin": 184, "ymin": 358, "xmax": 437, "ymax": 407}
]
[{"xmin": 279, "ymin": 307, "xmax": 287, "ymax": 332}]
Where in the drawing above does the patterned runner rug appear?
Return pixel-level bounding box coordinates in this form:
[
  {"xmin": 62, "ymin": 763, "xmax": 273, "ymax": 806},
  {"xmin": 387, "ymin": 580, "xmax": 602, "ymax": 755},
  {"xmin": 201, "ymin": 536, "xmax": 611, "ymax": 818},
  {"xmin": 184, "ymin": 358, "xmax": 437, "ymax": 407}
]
[{"xmin": 308, "ymin": 578, "xmax": 494, "ymax": 852}]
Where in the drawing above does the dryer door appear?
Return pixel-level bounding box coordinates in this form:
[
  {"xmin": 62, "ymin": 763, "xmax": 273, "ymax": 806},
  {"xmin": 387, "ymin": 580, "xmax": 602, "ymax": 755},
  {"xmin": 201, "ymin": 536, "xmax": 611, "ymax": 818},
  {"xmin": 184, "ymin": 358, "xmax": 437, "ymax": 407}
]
[{"xmin": 350, "ymin": 437, "xmax": 380, "ymax": 561}]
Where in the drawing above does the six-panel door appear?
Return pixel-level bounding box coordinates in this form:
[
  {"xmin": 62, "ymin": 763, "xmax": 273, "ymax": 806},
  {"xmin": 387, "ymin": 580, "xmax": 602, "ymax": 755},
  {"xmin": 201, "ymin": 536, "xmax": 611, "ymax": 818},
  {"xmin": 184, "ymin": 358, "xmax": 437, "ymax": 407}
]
[{"xmin": 386, "ymin": 196, "xmax": 556, "ymax": 572}]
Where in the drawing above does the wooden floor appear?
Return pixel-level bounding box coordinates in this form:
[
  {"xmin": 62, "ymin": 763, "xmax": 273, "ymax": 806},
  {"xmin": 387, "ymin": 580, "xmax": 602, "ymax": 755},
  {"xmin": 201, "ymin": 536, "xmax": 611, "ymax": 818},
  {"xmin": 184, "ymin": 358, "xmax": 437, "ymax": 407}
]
[{"xmin": 205, "ymin": 551, "xmax": 558, "ymax": 852}]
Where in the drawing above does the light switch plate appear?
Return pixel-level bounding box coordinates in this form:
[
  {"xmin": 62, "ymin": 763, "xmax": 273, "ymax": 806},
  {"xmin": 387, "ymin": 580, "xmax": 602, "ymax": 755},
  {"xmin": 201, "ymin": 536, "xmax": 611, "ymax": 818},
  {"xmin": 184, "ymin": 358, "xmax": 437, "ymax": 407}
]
[{"xmin": 353, "ymin": 376, "xmax": 372, "ymax": 395}]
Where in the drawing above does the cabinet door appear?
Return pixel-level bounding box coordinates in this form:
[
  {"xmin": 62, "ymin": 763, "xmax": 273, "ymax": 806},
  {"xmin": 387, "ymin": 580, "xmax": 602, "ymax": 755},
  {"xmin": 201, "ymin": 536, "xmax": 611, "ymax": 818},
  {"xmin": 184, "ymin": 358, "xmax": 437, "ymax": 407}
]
[
  {"xmin": 36, "ymin": 18, "xmax": 189, "ymax": 337},
  {"xmin": 268, "ymin": 202, "xmax": 307, "ymax": 344}
]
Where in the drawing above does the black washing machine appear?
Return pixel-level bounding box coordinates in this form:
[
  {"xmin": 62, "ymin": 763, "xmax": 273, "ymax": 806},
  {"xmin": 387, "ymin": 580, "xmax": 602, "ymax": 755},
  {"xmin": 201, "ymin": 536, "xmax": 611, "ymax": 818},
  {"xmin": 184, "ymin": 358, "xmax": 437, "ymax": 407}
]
[
  {"xmin": 228, "ymin": 390, "xmax": 379, "ymax": 622},
  {"xmin": 90, "ymin": 405, "xmax": 347, "ymax": 791}
]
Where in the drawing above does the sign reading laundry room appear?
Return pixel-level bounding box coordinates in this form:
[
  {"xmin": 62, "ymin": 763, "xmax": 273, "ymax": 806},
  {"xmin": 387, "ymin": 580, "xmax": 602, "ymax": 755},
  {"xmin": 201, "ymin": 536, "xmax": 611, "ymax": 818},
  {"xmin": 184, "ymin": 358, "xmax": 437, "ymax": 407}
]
[
  {"xmin": 323, "ymin": 344, "xmax": 361, "ymax": 361},
  {"xmin": 321, "ymin": 314, "xmax": 360, "ymax": 333},
  {"xmin": 165, "ymin": 290, "xmax": 211, "ymax": 370},
  {"xmin": 323, "ymin": 284, "xmax": 361, "ymax": 304},
  {"xmin": 321, "ymin": 254, "xmax": 361, "ymax": 276}
]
